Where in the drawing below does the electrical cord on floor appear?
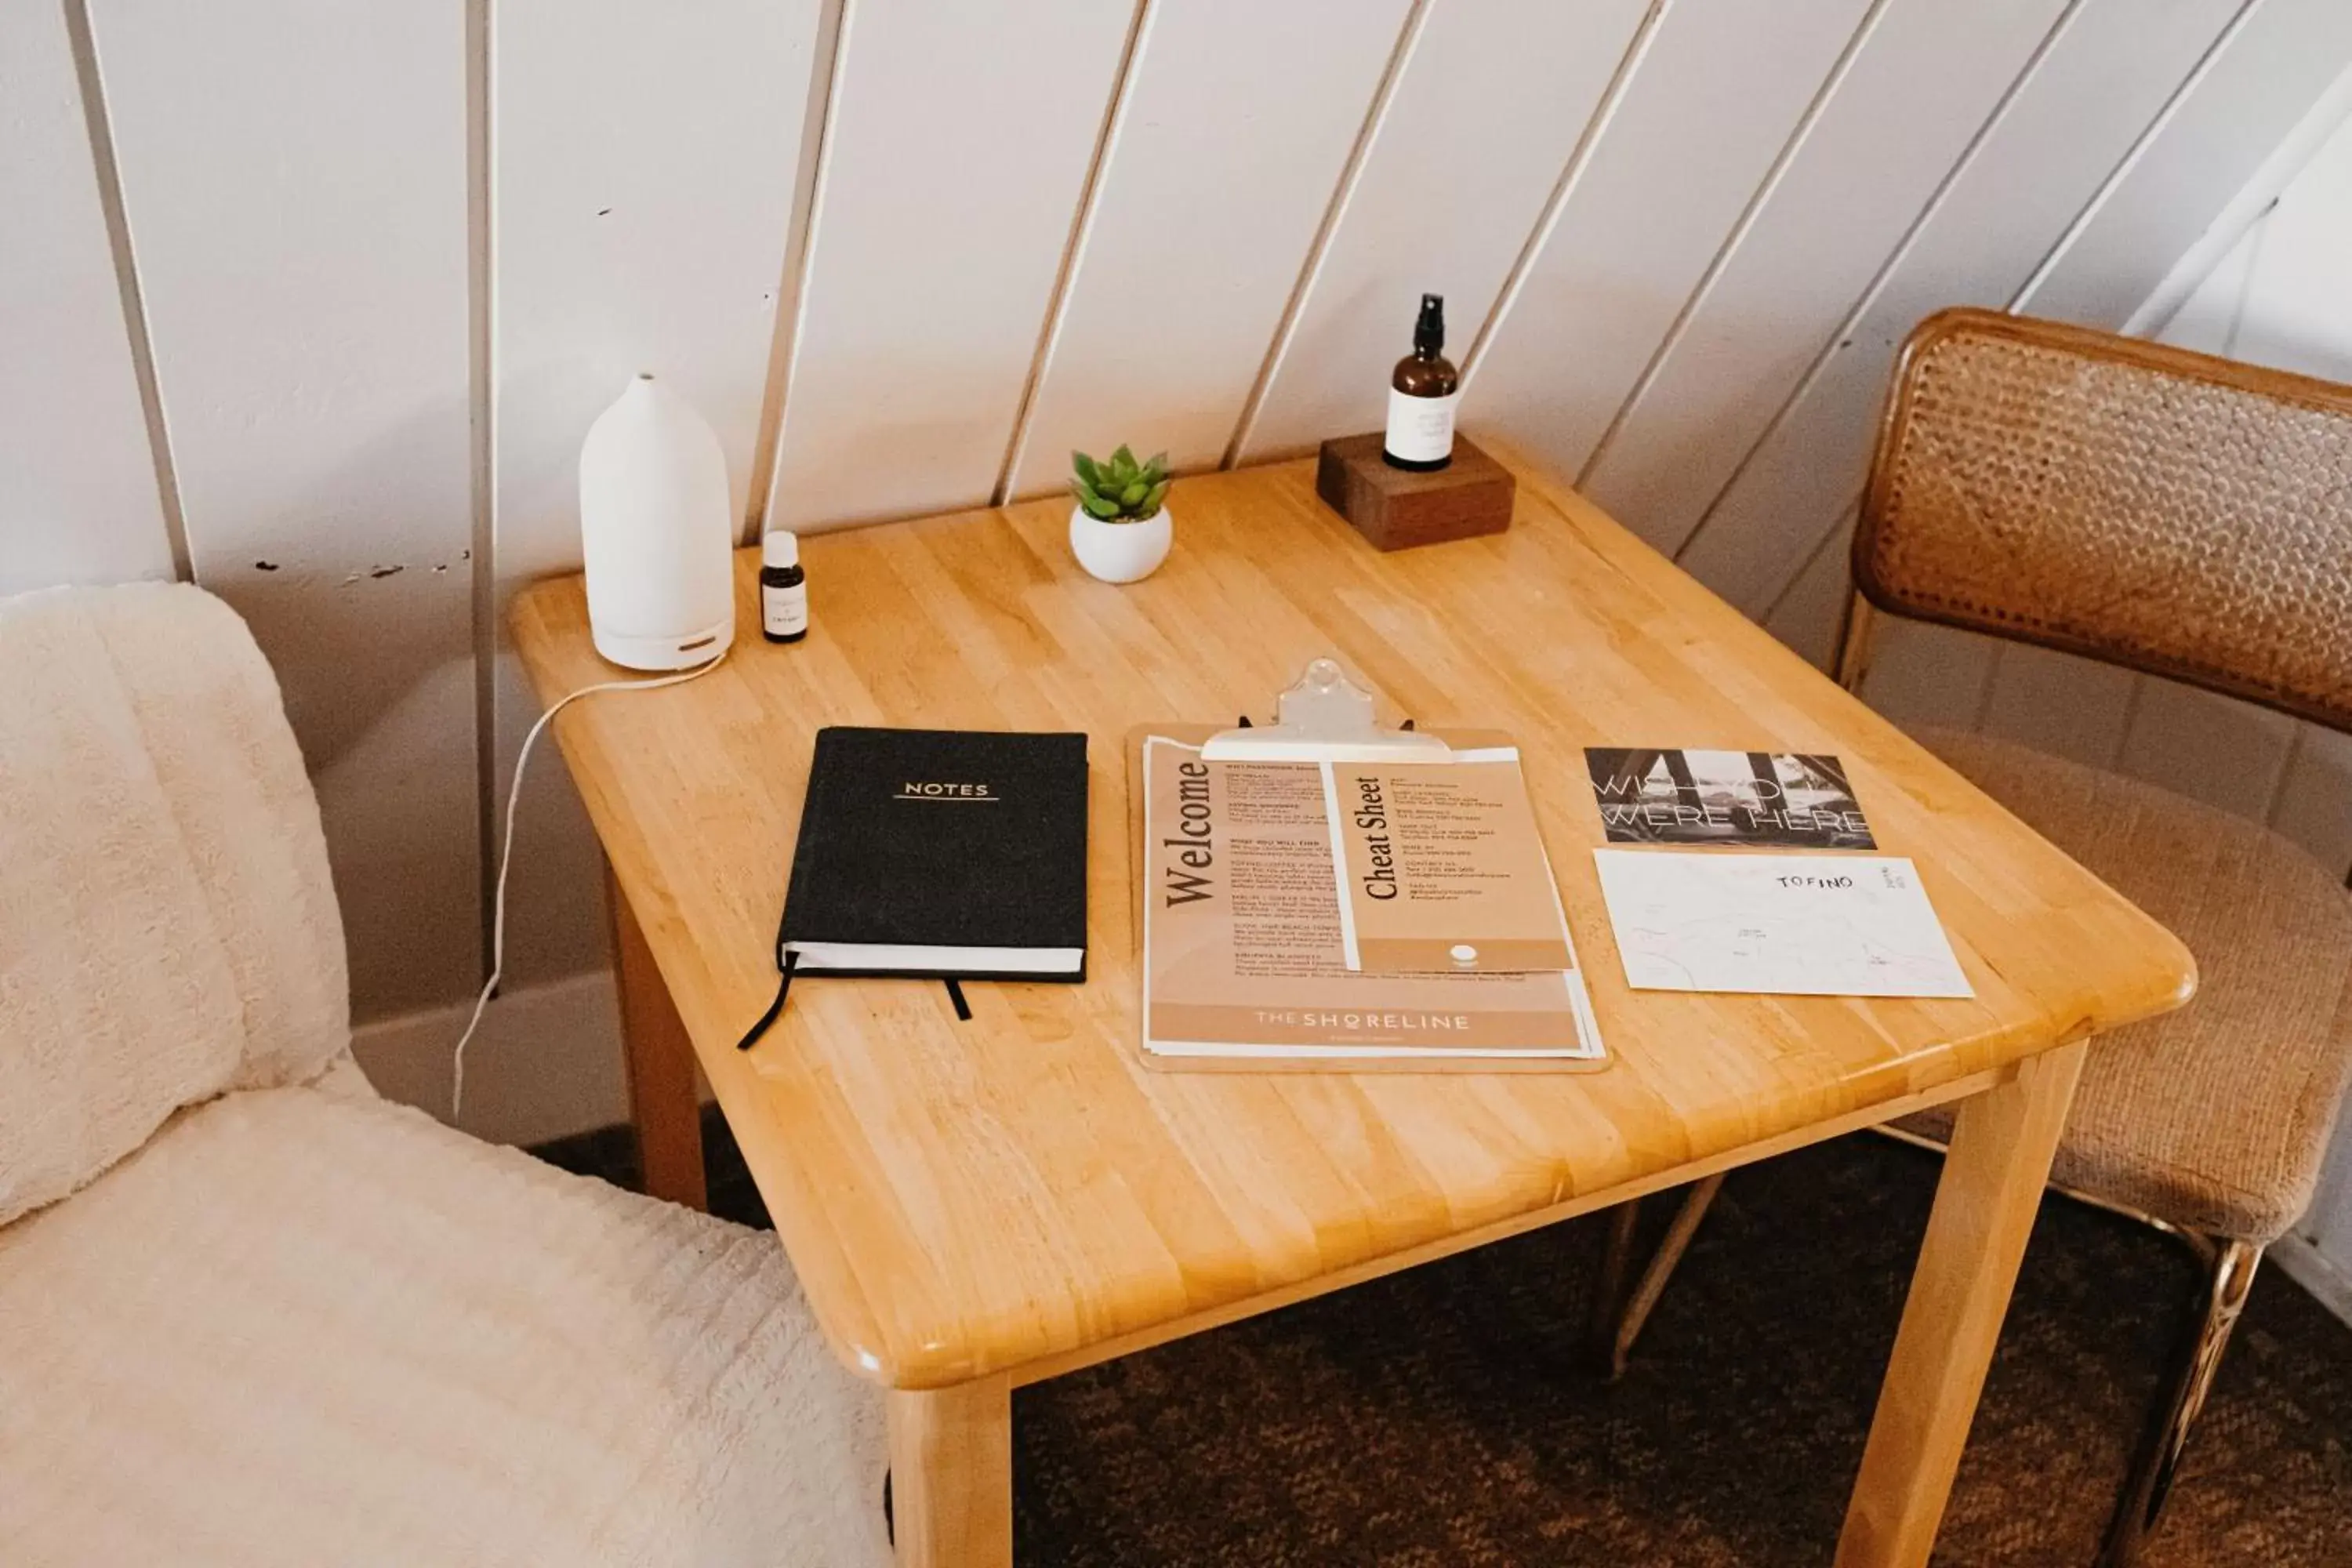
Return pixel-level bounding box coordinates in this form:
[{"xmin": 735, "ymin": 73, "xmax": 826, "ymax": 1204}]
[{"xmin": 450, "ymin": 645, "xmax": 731, "ymax": 1120}]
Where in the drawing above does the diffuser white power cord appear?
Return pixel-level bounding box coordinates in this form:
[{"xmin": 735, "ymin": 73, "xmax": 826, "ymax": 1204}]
[{"xmin": 451, "ymin": 646, "xmax": 731, "ymax": 1120}]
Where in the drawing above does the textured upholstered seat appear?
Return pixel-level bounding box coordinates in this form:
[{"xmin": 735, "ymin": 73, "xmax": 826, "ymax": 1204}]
[
  {"xmin": 1895, "ymin": 727, "xmax": 2352, "ymax": 1242},
  {"xmin": 0, "ymin": 583, "xmax": 888, "ymax": 1566},
  {"xmin": 0, "ymin": 1082, "xmax": 891, "ymax": 1566}
]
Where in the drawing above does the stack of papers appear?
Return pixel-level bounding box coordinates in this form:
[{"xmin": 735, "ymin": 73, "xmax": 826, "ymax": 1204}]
[
  {"xmin": 1137, "ymin": 731, "xmax": 1603, "ymax": 1066},
  {"xmin": 1582, "ymin": 748, "xmax": 1972, "ymax": 1000},
  {"xmin": 1134, "ymin": 734, "xmax": 1973, "ymax": 1075}
]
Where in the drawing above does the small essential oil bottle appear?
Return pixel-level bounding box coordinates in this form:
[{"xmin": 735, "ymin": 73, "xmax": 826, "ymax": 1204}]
[
  {"xmin": 759, "ymin": 530, "xmax": 808, "ymax": 644},
  {"xmin": 1384, "ymin": 292, "xmax": 1460, "ymax": 471}
]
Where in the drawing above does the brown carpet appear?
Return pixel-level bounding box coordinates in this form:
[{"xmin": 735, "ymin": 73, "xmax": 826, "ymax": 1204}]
[{"xmin": 536, "ymin": 1112, "xmax": 2352, "ymax": 1566}]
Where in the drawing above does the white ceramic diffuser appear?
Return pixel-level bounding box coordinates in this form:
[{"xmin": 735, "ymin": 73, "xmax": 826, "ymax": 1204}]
[{"xmin": 578, "ymin": 374, "xmax": 735, "ymax": 670}]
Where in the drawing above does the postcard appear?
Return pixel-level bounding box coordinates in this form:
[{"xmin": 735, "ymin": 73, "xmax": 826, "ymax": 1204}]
[
  {"xmin": 1585, "ymin": 748, "xmax": 1875, "ymax": 849},
  {"xmin": 1591, "ymin": 849, "xmax": 1971, "ymax": 998}
]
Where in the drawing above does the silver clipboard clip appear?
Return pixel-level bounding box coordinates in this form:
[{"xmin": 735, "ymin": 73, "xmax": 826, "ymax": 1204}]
[{"xmin": 1200, "ymin": 658, "xmax": 1454, "ymax": 764}]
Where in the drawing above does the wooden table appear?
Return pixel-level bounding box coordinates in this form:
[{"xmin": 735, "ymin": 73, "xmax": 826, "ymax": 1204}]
[{"xmin": 514, "ymin": 447, "xmax": 2194, "ymax": 1566}]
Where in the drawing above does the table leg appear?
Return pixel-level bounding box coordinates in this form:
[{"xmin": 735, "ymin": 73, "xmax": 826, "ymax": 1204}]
[
  {"xmin": 889, "ymin": 1377, "xmax": 1013, "ymax": 1567},
  {"xmin": 606, "ymin": 869, "xmax": 707, "ymax": 1212},
  {"xmin": 1835, "ymin": 1041, "xmax": 2085, "ymax": 1566}
]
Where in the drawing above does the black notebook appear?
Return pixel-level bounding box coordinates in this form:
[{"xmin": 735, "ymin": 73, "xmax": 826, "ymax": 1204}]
[{"xmin": 777, "ymin": 726, "xmax": 1090, "ymax": 980}]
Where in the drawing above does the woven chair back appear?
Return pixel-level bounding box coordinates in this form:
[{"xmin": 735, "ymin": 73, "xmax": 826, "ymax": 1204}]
[{"xmin": 1854, "ymin": 308, "xmax": 2352, "ymax": 733}]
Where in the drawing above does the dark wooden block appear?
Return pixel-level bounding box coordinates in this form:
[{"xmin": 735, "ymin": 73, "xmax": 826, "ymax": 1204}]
[{"xmin": 1315, "ymin": 432, "xmax": 1515, "ymax": 550}]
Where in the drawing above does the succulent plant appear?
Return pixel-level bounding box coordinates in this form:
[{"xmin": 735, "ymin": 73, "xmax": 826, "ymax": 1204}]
[{"xmin": 1071, "ymin": 445, "xmax": 1171, "ymax": 523}]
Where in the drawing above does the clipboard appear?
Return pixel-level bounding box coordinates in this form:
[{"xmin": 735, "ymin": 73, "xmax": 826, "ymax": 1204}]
[{"xmin": 1125, "ymin": 659, "xmax": 1607, "ymax": 1074}]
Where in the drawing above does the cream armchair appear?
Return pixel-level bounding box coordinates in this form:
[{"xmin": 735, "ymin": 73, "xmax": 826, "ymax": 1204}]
[{"xmin": 0, "ymin": 583, "xmax": 890, "ymax": 1567}]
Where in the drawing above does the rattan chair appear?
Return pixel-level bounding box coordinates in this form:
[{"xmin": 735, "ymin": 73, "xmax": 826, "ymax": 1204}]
[{"xmin": 1596, "ymin": 308, "xmax": 2352, "ymax": 1566}]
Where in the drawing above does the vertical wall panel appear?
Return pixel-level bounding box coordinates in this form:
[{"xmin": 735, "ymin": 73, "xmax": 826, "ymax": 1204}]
[
  {"xmin": 2304, "ymin": 1152, "xmax": 2352, "ymax": 1316},
  {"xmin": 1759, "ymin": 512, "xmax": 1857, "ymax": 670},
  {"xmin": 1674, "ymin": 0, "xmax": 2241, "ymax": 617},
  {"xmin": 90, "ymin": 0, "xmax": 476, "ymax": 1022},
  {"xmin": 492, "ymin": 0, "xmax": 822, "ymax": 986},
  {"xmin": 1465, "ymin": 0, "xmax": 1875, "ymax": 488},
  {"xmin": 1584, "ymin": 0, "xmax": 2071, "ymax": 558},
  {"xmin": 1976, "ymin": 644, "xmax": 2139, "ymax": 768},
  {"xmin": 2114, "ymin": 678, "xmax": 2298, "ymax": 818},
  {"xmin": 1006, "ymin": 0, "xmax": 1414, "ymax": 495},
  {"xmin": 1230, "ymin": 0, "xmax": 1650, "ymax": 464},
  {"xmin": 1854, "ymin": 619, "xmax": 2002, "ymax": 733},
  {"xmin": 1, "ymin": 1, "xmax": 173, "ymax": 596},
  {"xmin": 2215, "ymin": 102, "xmax": 2352, "ymax": 384},
  {"xmin": 764, "ymin": 0, "xmax": 1134, "ymax": 532},
  {"xmin": 2152, "ymin": 212, "xmax": 2264, "ymax": 357},
  {"xmin": 2271, "ymin": 726, "xmax": 2352, "ymax": 874},
  {"xmin": 2025, "ymin": 0, "xmax": 2352, "ymax": 328}
]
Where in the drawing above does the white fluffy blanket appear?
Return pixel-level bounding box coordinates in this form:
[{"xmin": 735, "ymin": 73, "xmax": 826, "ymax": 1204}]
[
  {"xmin": 0, "ymin": 1084, "xmax": 891, "ymax": 1566},
  {"xmin": 0, "ymin": 583, "xmax": 892, "ymax": 1564},
  {"xmin": 0, "ymin": 584, "xmax": 349, "ymax": 1225}
]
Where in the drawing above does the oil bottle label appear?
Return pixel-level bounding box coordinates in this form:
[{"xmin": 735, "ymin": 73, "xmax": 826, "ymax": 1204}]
[{"xmin": 1385, "ymin": 389, "xmax": 1457, "ymax": 463}]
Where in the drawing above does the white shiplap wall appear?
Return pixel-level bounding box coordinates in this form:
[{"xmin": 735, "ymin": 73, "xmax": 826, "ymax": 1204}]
[
  {"xmin": 8, "ymin": 0, "xmax": 2352, "ymax": 1209},
  {"xmin": 1679, "ymin": 0, "xmax": 2245, "ymax": 623},
  {"xmin": 1745, "ymin": 0, "xmax": 2291, "ymax": 683},
  {"xmin": 1234, "ymin": 0, "xmax": 1653, "ymax": 465},
  {"xmin": 2, "ymin": 1, "xmax": 176, "ymax": 597},
  {"xmin": 1580, "ymin": 0, "xmax": 2074, "ymax": 557},
  {"xmin": 1002, "ymin": 0, "xmax": 1416, "ymax": 493},
  {"xmin": 490, "ymin": 0, "xmax": 826, "ymax": 986},
  {"xmin": 88, "ymin": 0, "xmax": 482, "ymax": 1021},
  {"xmin": 763, "ymin": 0, "xmax": 1137, "ymax": 532},
  {"xmin": 1465, "ymin": 0, "xmax": 1879, "ymax": 482}
]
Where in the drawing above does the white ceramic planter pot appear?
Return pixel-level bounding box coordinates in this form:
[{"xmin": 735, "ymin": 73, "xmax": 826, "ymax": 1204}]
[{"xmin": 1069, "ymin": 503, "xmax": 1172, "ymax": 584}]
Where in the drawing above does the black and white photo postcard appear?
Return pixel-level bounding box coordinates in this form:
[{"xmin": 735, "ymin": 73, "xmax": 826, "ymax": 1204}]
[{"xmin": 1584, "ymin": 748, "xmax": 1876, "ymax": 850}]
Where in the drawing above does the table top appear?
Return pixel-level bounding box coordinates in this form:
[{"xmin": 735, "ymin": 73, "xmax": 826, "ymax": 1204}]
[{"xmin": 513, "ymin": 445, "xmax": 2194, "ymax": 1391}]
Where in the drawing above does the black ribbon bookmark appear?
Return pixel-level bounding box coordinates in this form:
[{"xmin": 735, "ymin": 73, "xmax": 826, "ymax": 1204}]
[
  {"xmin": 736, "ymin": 949, "xmax": 799, "ymax": 1051},
  {"xmin": 737, "ymin": 952, "xmax": 978, "ymax": 1050}
]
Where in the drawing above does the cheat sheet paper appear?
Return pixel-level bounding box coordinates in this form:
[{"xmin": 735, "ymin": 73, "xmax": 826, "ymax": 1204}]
[{"xmin": 1323, "ymin": 752, "xmax": 1576, "ymax": 975}]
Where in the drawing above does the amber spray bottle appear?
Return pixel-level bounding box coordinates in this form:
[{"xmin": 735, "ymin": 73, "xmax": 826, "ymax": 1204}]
[
  {"xmin": 1384, "ymin": 292, "xmax": 1460, "ymax": 471},
  {"xmin": 760, "ymin": 531, "xmax": 808, "ymax": 643}
]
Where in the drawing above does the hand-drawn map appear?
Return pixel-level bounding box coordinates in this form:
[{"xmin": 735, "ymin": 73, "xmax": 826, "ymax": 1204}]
[{"xmin": 1590, "ymin": 850, "xmax": 1972, "ymax": 998}]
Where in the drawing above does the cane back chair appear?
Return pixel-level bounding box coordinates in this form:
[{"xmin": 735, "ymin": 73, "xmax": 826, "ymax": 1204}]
[{"xmin": 1599, "ymin": 307, "xmax": 2352, "ymax": 1566}]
